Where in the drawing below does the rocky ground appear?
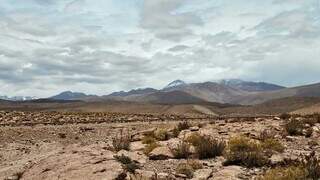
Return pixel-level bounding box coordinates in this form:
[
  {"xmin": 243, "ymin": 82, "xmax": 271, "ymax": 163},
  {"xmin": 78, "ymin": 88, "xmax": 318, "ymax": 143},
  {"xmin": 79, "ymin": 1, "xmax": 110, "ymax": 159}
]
[{"xmin": 0, "ymin": 111, "xmax": 320, "ymax": 180}]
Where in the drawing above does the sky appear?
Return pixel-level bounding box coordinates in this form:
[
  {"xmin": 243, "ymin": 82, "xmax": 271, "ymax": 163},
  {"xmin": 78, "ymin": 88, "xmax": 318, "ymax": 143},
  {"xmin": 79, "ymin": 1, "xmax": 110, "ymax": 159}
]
[{"xmin": 0, "ymin": 0, "xmax": 320, "ymax": 97}]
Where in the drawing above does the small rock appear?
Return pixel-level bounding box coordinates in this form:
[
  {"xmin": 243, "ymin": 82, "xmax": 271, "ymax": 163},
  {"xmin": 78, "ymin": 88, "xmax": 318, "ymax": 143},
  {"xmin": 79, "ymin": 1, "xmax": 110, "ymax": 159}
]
[
  {"xmin": 270, "ymin": 154, "xmax": 285, "ymax": 165},
  {"xmin": 190, "ymin": 126, "xmax": 200, "ymax": 131}
]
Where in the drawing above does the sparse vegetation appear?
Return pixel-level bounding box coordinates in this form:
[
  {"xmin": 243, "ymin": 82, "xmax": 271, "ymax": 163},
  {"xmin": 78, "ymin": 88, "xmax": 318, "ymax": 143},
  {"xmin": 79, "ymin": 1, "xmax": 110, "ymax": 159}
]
[
  {"xmin": 260, "ymin": 152, "xmax": 320, "ymax": 180},
  {"xmin": 259, "ymin": 129, "xmax": 275, "ymax": 141},
  {"xmin": 303, "ymin": 151, "xmax": 320, "ymax": 179},
  {"xmin": 224, "ymin": 136, "xmax": 268, "ymax": 167},
  {"xmin": 114, "ymin": 155, "xmax": 140, "ymax": 173},
  {"xmin": 280, "ymin": 113, "xmax": 291, "ymax": 120},
  {"xmin": 177, "ymin": 121, "xmax": 191, "ymax": 131},
  {"xmin": 284, "ymin": 119, "xmax": 304, "ymax": 136},
  {"xmin": 187, "ymin": 160, "xmax": 203, "ymax": 170},
  {"xmin": 194, "ymin": 135, "xmax": 225, "ymax": 159},
  {"xmin": 172, "ymin": 127, "xmax": 180, "ymax": 138},
  {"xmin": 112, "ymin": 130, "xmax": 131, "ymax": 152},
  {"xmin": 305, "ymin": 127, "xmax": 313, "ymax": 138},
  {"xmin": 142, "ymin": 136, "xmax": 157, "ymax": 144},
  {"xmin": 176, "ymin": 163, "xmax": 194, "ymax": 178},
  {"xmin": 259, "ymin": 166, "xmax": 307, "ymax": 180},
  {"xmin": 143, "ymin": 142, "xmax": 160, "ymax": 155},
  {"xmin": 261, "ymin": 138, "xmax": 285, "ymax": 154},
  {"xmin": 302, "ymin": 118, "xmax": 317, "ymax": 127},
  {"xmin": 171, "ymin": 141, "xmax": 191, "ymax": 159},
  {"xmin": 185, "ymin": 132, "xmax": 202, "ymax": 146},
  {"xmin": 154, "ymin": 129, "xmax": 170, "ymax": 141},
  {"xmin": 175, "ymin": 161, "xmax": 202, "ymax": 179}
]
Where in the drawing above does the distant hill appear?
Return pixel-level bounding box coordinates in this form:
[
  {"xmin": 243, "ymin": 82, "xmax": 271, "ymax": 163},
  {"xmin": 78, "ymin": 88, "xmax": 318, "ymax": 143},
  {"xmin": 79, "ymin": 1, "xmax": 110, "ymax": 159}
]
[
  {"xmin": 232, "ymin": 83, "xmax": 320, "ymax": 105},
  {"xmin": 219, "ymin": 79, "xmax": 285, "ymax": 92},
  {"xmin": 140, "ymin": 90, "xmax": 208, "ymax": 104},
  {"xmin": 50, "ymin": 91, "xmax": 97, "ymax": 100},
  {"xmin": 107, "ymin": 88, "xmax": 158, "ymax": 97},
  {"xmin": 46, "ymin": 80, "xmax": 320, "ymax": 106}
]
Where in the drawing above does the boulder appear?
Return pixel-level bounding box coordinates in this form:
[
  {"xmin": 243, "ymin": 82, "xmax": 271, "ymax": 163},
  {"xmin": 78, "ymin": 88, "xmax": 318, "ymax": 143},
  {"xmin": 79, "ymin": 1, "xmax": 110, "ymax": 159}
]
[
  {"xmin": 130, "ymin": 141, "xmax": 145, "ymax": 151},
  {"xmin": 211, "ymin": 166, "xmax": 244, "ymax": 180},
  {"xmin": 148, "ymin": 146, "xmax": 174, "ymax": 160},
  {"xmin": 159, "ymin": 138, "xmax": 181, "ymax": 149}
]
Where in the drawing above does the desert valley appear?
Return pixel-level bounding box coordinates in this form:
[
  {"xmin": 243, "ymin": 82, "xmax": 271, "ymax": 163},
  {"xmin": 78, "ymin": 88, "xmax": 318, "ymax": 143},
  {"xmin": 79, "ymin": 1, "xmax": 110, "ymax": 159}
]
[
  {"xmin": 1, "ymin": 80, "xmax": 320, "ymax": 179},
  {"xmin": 1, "ymin": 0, "xmax": 320, "ymax": 179}
]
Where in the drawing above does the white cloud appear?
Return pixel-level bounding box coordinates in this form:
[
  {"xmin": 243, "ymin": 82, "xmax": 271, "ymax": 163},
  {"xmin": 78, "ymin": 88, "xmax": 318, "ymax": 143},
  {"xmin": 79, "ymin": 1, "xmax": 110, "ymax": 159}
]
[{"xmin": 0, "ymin": 0, "xmax": 319, "ymax": 97}]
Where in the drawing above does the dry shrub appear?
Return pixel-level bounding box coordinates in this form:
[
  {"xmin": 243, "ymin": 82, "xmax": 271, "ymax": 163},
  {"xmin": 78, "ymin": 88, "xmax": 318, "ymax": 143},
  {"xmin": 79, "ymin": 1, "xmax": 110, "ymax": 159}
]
[
  {"xmin": 302, "ymin": 118, "xmax": 317, "ymax": 127},
  {"xmin": 175, "ymin": 161, "xmax": 202, "ymax": 178},
  {"xmin": 154, "ymin": 129, "xmax": 170, "ymax": 141},
  {"xmin": 305, "ymin": 128, "xmax": 313, "ymax": 138},
  {"xmin": 262, "ymin": 138, "xmax": 285, "ymax": 154},
  {"xmin": 171, "ymin": 141, "xmax": 191, "ymax": 159},
  {"xmin": 114, "ymin": 155, "xmax": 140, "ymax": 173},
  {"xmin": 142, "ymin": 136, "xmax": 157, "ymax": 144},
  {"xmin": 259, "ymin": 129, "xmax": 275, "ymax": 141},
  {"xmin": 187, "ymin": 160, "xmax": 203, "ymax": 170},
  {"xmin": 172, "ymin": 127, "xmax": 180, "ymax": 138},
  {"xmin": 194, "ymin": 135, "xmax": 225, "ymax": 159},
  {"xmin": 260, "ymin": 152, "xmax": 320, "ymax": 180},
  {"xmin": 303, "ymin": 151, "xmax": 320, "ymax": 179},
  {"xmin": 176, "ymin": 163, "xmax": 194, "ymax": 178},
  {"xmin": 185, "ymin": 132, "xmax": 202, "ymax": 146},
  {"xmin": 259, "ymin": 166, "xmax": 307, "ymax": 180},
  {"xmin": 143, "ymin": 142, "xmax": 160, "ymax": 155},
  {"xmin": 280, "ymin": 113, "xmax": 291, "ymax": 120},
  {"xmin": 177, "ymin": 121, "xmax": 191, "ymax": 131},
  {"xmin": 112, "ymin": 130, "xmax": 131, "ymax": 152},
  {"xmin": 284, "ymin": 119, "xmax": 304, "ymax": 136},
  {"xmin": 224, "ymin": 136, "xmax": 268, "ymax": 167}
]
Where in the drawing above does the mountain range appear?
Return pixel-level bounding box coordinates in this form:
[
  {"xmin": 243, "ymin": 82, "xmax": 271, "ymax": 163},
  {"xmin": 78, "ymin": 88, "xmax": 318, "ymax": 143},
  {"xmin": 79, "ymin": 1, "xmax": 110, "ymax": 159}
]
[{"xmin": 3, "ymin": 79, "xmax": 320, "ymax": 106}]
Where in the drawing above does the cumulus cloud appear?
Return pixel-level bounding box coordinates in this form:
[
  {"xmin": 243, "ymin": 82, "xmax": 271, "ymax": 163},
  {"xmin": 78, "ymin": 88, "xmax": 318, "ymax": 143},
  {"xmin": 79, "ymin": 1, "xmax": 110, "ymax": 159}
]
[
  {"xmin": 140, "ymin": 0, "xmax": 203, "ymax": 42},
  {"xmin": 0, "ymin": 0, "xmax": 319, "ymax": 97}
]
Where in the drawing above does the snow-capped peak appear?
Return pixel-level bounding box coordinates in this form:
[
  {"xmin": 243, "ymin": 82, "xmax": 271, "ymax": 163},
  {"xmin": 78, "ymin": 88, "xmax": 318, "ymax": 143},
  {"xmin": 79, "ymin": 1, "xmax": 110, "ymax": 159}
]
[{"xmin": 164, "ymin": 80, "xmax": 187, "ymax": 89}]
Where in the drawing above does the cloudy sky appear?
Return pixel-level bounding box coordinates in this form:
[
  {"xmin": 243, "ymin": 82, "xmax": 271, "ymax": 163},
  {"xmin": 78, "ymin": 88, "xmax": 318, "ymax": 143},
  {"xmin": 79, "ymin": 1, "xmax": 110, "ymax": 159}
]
[{"xmin": 0, "ymin": 0, "xmax": 320, "ymax": 97}]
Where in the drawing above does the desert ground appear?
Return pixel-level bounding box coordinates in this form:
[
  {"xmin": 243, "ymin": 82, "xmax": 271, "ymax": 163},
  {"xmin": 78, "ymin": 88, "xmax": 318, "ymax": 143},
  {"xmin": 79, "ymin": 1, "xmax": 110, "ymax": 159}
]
[{"xmin": 0, "ymin": 103, "xmax": 320, "ymax": 180}]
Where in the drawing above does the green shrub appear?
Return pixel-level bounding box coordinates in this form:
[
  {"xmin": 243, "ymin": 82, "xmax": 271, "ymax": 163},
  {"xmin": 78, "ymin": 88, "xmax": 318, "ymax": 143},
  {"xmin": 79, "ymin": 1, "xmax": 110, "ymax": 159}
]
[
  {"xmin": 284, "ymin": 119, "xmax": 304, "ymax": 136},
  {"xmin": 194, "ymin": 135, "xmax": 225, "ymax": 159},
  {"xmin": 143, "ymin": 142, "xmax": 160, "ymax": 155},
  {"xmin": 171, "ymin": 141, "xmax": 191, "ymax": 159},
  {"xmin": 112, "ymin": 131, "xmax": 131, "ymax": 152},
  {"xmin": 114, "ymin": 155, "xmax": 140, "ymax": 173},
  {"xmin": 224, "ymin": 136, "xmax": 268, "ymax": 167},
  {"xmin": 259, "ymin": 166, "xmax": 307, "ymax": 180}
]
